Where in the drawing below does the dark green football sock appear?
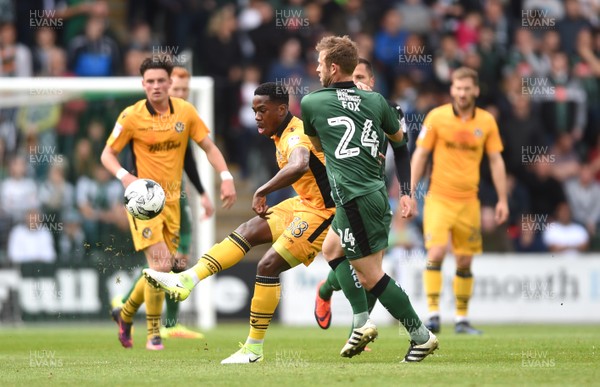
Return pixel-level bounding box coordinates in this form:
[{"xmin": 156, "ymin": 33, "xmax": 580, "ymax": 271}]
[
  {"xmin": 329, "ymin": 257, "xmax": 369, "ymax": 328},
  {"xmin": 165, "ymin": 296, "xmax": 179, "ymax": 328},
  {"xmin": 319, "ymin": 269, "xmax": 340, "ymax": 300},
  {"xmin": 366, "ymin": 291, "xmax": 377, "ymax": 314},
  {"xmin": 370, "ymin": 274, "xmax": 429, "ymax": 344}
]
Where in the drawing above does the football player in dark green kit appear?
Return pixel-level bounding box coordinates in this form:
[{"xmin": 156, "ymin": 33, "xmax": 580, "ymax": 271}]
[{"xmin": 302, "ymin": 35, "xmax": 438, "ymax": 362}]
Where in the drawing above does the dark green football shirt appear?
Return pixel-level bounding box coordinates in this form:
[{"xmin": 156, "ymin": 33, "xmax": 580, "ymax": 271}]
[{"xmin": 302, "ymin": 81, "xmax": 400, "ymax": 206}]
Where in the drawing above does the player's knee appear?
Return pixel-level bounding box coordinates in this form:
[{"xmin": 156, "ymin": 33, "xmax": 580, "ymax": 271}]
[
  {"xmin": 256, "ymin": 253, "xmax": 289, "ymax": 277},
  {"xmin": 455, "ymin": 255, "xmax": 473, "ymax": 269},
  {"xmin": 235, "ymin": 219, "xmax": 265, "ymax": 246},
  {"xmin": 427, "ymin": 246, "xmax": 446, "ymax": 263}
]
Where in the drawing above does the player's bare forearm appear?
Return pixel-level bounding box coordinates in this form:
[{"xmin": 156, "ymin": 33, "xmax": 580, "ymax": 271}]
[
  {"xmin": 100, "ymin": 145, "xmax": 136, "ymax": 187},
  {"xmin": 100, "ymin": 145, "xmax": 122, "ymax": 176},
  {"xmin": 489, "ymin": 152, "xmax": 508, "ymax": 203},
  {"xmin": 198, "ymin": 137, "xmax": 236, "ymax": 208},
  {"xmin": 257, "ymin": 147, "xmax": 309, "ymax": 198},
  {"xmin": 410, "ymin": 146, "xmax": 429, "ymax": 197},
  {"xmin": 199, "ymin": 137, "xmax": 229, "ymax": 174}
]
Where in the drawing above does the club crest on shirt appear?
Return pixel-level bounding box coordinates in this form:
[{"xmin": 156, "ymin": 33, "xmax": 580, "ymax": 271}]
[
  {"xmin": 142, "ymin": 227, "xmax": 152, "ymax": 239},
  {"xmin": 175, "ymin": 122, "xmax": 185, "ymax": 133},
  {"xmin": 474, "ymin": 128, "xmax": 483, "ymax": 137}
]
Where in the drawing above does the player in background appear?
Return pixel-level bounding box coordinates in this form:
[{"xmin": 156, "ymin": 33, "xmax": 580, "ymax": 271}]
[
  {"xmin": 111, "ymin": 66, "xmax": 213, "ymax": 340},
  {"xmin": 101, "ymin": 58, "xmax": 236, "ymax": 350},
  {"xmin": 411, "ymin": 67, "xmax": 508, "ymax": 335},
  {"xmin": 302, "ymin": 35, "xmax": 437, "ymax": 362},
  {"xmin": 314, "ymin": 58, "xmax": 412, "ymax": 331},
  {"xmin": 145, "ymin": 82, "xmax": 381, "ymax": 363}
]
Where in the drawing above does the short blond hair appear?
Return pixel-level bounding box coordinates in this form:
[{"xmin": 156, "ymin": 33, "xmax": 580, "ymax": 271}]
[
  {"xmin": 315, "ymin": 35, "xmax": 358, "ymax": 76},
  {"xmin": 451, "ymin": 67, "xmax": 479, "ymax": 86}
]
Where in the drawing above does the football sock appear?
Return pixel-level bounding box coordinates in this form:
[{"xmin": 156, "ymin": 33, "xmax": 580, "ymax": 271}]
[
  {"xmin": 120, "ymin": 276, "xmax": 145, "ymax": 323},
  {"xmin": 370, "ymin": 274, "xmax": 429, "ymax": 344},
  {"xmin": 366, "ymin": 291, "xmax": 377, "ymax": 315},
  {"xmin": 248, "ymin": 276, "xmax": 280, "ymax": 341},
  {"xmin": 329, "ymin": 257, "xmax": 369, "ymax": 328},
  {"xmin": 189, "ymin": 231, "xmax": 252, "ymax": 285},
  {"xmin": 424, "ymin": 260, "xmax": 443, "ymax": 315},
  {"xmin": 454, "ymin": 267, "xmax": 473, "ymax": 318},
  {"xmin": 145, "ymin": 282, "xmax": 165, "ymax": 340},
  {"xmin": 319, "ymin": 269, "xmax": 340, "ymax": 301},
  {"xmin": 121, "ymin": 268, "xmax": 145, "ymax": 304},
  {"xmin": 164, "ymin": 296, "xmax": 179, "ymax": 328}
]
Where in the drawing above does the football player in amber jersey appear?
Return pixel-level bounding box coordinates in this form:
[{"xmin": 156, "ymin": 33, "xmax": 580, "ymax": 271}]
[
  {"xmin": 144, "ymin": 82, "xmax": 341, "ymax": 364},
  {"xmin": 111, "ymin": 66, "xmax": 213, "ymax": 341},
  {"xmin": 411, "ymin": 67, "xmax": 508, "ymax": 335},
  {"xmin": 100, "ymin": 58, "xmax": 236, "ymax": 350}
]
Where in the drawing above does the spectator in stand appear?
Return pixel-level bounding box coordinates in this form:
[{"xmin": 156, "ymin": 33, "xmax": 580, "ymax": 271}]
[
  {"xmin": 455, "ymin": 11, "xmax": 482, "ymax": 52},
  {"xmin": 574, "ymin": 28, "xmax": 600, "ymax": 146},
  {"xmin": 58, "ymin": 208, "xmax": 85, "ymax": 263},
  {"xmin": 433, "ymin": 34, "xmax": 463, "ymax": 86},
  {"xmin": 543, "ymin": 202, "xmax": 589, "ymax": 255},
  {"xmin": 267, "ymin": 37, "xmax": 307, "ymax": 84},
  {"xmin": 477, "ymin": 26, "xmax": 504, "ymax": 104},
  {"xmin": 0, "ymin": 155, "xmax": 39, "ymax": 224},
  {"xmin": 0, "ymin": 22, "xmax": 32, "ymax": 77},
  {"xmin": 16, "ymin": 102, "xmax": 61, "ymax": 179},
  {"xmin": 75, "ymin": 162, "xmax": 126, "ymax": 248},
  {"xmin": 483, "ymin": 0, "xmax": 510, "ymax": 50},
  {"xmin": 535, "ymin": 51, "xmax": 587, "ymax": 142},
  {"xmin": 514, "ymin": 213, "xmax": 548, "ymax": 253},
  {"xmin": 396, "ymin": 0, "xmax": 433, "ymax": 35},
  {"xmin": 522, "ymin": 159, "xmax": 566, "ymax": 219},
  {"xmin": 374, "ymin": 8, "xmax": 409, "ymax": 87},
  {"xmin": 39, "ymin": 162, "xmax": 74, "ymax": 224},
  {"xmin": 8, "ymin": 208, "xmax": 56, "ymax": 264},
  {"xmin": 202, "ymin": 4, "xmax": 243, "ymax": 154},
  {"xmin": 500, "ymin": 94, "xmax": 546, "ymax": 178},
  {"xmin": 549, "ymin": 133, "xmax": 581, "ymax": 182},
  {"xmin": 504, "ymin": 27, "xmax": 548, "ymax": 77},
  {"xmin": 32, "ymin": 27, "xmax": 59, "ymax": 76},
  {"xmin": 557, "ymin": 0, "xmax": 592, "ymax": 56},
  {"xmin": 564, "ymin": 163, "xmax": 600, "ymax": 237},
  {"xmin": 69, "ymin": 138, "xmax": 95, "ymax": 184},
  {"xmin": 326, "ymin": 0, "xmax": 375, "ymax": 37},
  {"xmin": 67, "ymin": 16, "xmax": 121, "ymax": 76},
  {"xmin": 123, "ymin": 20, "xmax": 161, "ymax": 75}
]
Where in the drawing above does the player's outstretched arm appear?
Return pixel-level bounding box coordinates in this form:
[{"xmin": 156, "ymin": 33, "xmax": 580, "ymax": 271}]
[
  {"xmin": 252, "ymin": 146, "xmax": 310, "ymax": 218},
  {"xmin": 488, "ymin": 152, "xmax": 509, "ymax": 225},
  {"xmin": 100, "ymin": 144, "xmax": 137, "ymax": 188},
  {"xmin": 197, "ymin": 136, "xmax": 236, "ymax": 209}
]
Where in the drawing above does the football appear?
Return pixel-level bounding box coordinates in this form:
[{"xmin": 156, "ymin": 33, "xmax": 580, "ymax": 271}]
[{"xmin": 123, "ymin": 178, "xmax": 166, "ymax": 220}]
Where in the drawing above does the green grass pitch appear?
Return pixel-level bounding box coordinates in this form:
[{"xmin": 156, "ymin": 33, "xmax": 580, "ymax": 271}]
[{"xmin": 0, "ymin": 323, "xmax": 598, "ymax": 386}]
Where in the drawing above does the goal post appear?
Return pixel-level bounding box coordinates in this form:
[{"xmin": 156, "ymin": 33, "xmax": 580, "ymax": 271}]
[{"xmin": 0, "ymin": 76, "xmax": 217, "ymax": 329}]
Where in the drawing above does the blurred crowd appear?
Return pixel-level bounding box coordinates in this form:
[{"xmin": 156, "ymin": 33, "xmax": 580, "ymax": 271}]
[{"xmin": 1, "ymin": 0, "xmax": 600, "ymax": 267}]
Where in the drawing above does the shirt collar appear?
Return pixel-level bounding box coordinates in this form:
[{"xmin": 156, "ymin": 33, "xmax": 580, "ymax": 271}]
[
  {"xmin": 276, "ymin": 112, "xmax": 294, "ymax": 137},
  {"xmin": 451, "ymin": 103, "xmax": 476, "ymax": 119},
  {"xmin": 145, "ymin": 98, "xmax": 174, "ymax": 116},
  {"xmin": 329, "ymin": 81, "xmax": 356, "ymax": 89}
]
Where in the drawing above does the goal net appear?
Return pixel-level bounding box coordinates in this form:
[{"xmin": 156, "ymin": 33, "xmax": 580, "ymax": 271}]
[{"xmin": 0, "ymin": 77, "xmax": 216, "ymax": 328}]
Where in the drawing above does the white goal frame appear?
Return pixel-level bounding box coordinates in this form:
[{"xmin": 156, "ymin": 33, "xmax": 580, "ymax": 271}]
[{"xmin": 0, "ymin": 77, "xmax": 217, "ymax": 329}]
